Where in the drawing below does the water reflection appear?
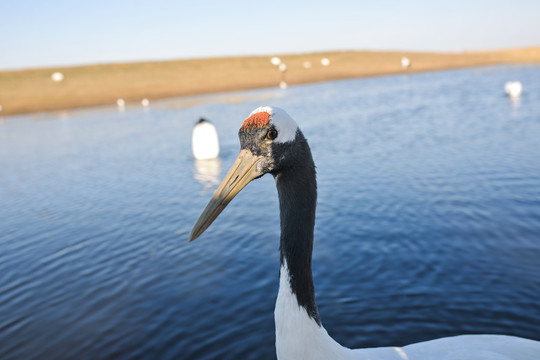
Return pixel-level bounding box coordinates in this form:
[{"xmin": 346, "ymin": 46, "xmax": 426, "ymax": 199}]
[
  {"xmin": 507, "ymin": 96, "xmax": 521, "ymax": 118},
  {"xmin": 510, "ymin": 96, "xmax": 521, "ymax": 108},
  {"xmin": 193, "ymin": 158, "xmax": 222, "ymax": 191}
]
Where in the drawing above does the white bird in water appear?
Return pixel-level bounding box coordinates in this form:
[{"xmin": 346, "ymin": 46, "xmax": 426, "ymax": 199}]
[
  {"xmin": 190, "ymin": 106, "xmax": 540, "ymax": 359},
  {"xmin": 192, "ymin": 118, "xmax": 220, "ymax": 160},
  {"xmin": 401, "ymin": 56, "xmax": 411, "ymax": 70},
  {"xmin": 505, "ymin": 81, "xmax": 522, "ymax": 98},
  {"xmin": 141, "ymin": 98, "xmax": 150, "ymax": 107},
  {"xmin": 321, "ymin": 57, "xmax": 331, "ymax": 66}
]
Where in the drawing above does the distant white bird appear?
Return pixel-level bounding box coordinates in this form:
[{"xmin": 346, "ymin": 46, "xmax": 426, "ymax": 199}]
[
  {"xmin": 401, "ymin": 56, "xmax": 411, "ymax": 70},
  {"xmin": 303, "ymin": 61, "xmax": 312, "ymax": 69},
  {"xmin": 505, "ymin": 81, "xmax": 522, "ymax": 98},
  {"xmin": 279, "ymin": 81, "xmax": 288, "ymax": 89},
  {"xmin": 141, "ymin": 98, "xmax": 150, "ymax": 107},
  {"xmin": 321, "ymin": 58, "xmax": 330, "ymax": 66},
  {"xmin": 192, "ymin": 118, "xmax": 220, "ymax": 160},
  {"xmin": 271, "ymin": 57, "xmax": 282, "ymax": 66},
  {"xmin": 51, "ymin": 72, "xmax": 64, "ymax": 82},
  {"xmin": 117, "ymin": 98, "xmax": 125, "ymax": 109},
  {"xmin": 278, "ymin": 63, "xmax": 287, "ymax": 73}
]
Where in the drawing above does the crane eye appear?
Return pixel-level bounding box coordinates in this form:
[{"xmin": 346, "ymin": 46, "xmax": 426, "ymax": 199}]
[{"xmin": 266, "ymin": 128, "xmax": 278, "ymax": 141}]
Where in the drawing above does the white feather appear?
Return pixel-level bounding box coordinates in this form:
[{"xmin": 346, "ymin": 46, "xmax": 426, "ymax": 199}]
[
  {"xmin": 276, "ymin": 262, "xmax": 412, "ymax": 359},
  {"xmin": 275, "ymin": 262, "xmax": 356, "ymax": 360},
  {"xmin": 276, "ymin": 262, "xmax": 540, "ymax": 359}
]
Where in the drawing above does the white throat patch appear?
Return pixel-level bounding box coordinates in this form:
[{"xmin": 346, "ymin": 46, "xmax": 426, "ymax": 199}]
[
  {"xmin": 275, "ymin": 261, "xmax": 354, "ymax": 359},
  {"xmin": 250, "ymin": 106, "xmax": 298, "ymax": 143}
]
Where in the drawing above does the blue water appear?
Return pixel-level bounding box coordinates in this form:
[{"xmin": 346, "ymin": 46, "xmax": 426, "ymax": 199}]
[{"xmin": 1, "ymin": 65, "xmax": 540, "ymax": 359}]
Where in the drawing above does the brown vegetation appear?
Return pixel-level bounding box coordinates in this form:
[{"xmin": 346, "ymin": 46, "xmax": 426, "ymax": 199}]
[{"xmin": 1, "ymin": 47, "xmax": 539, "ymax": 116}]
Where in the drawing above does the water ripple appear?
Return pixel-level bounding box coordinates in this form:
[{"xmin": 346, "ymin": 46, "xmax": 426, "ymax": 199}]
[{"xmin": 1, "ymin": 65, "xmax": 540, "ymax": 359}]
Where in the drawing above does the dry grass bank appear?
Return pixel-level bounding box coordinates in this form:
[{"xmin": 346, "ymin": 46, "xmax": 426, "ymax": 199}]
[{"xmin": 1, "ymin": 47, "xmax": 539, "ymax": 116}]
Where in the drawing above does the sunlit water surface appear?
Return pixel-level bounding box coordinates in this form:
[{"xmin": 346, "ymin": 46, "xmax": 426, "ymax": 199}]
[{"xmin": 1, "ymin": 65, "xmax": 540, "ymax": 359}]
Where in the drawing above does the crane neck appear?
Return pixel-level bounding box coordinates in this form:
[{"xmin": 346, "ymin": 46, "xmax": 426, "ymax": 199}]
[
  {"xmin": 271, "ymin": 135, "xmax": 360, "ymax": 359},
  {"xmin": 274, "ymin": 139, "xmax": 320, "ymax": 324}
]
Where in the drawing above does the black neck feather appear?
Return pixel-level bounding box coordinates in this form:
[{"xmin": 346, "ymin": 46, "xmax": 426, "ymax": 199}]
[{"xmin": 273, "ymin": 132, "xmax": 321, "ymax": 325}]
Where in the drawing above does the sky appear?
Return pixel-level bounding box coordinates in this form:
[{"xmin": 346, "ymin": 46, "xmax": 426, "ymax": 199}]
[{"xmin": 1, "ymin": 0, "xmax": 539, "ymax": 71}]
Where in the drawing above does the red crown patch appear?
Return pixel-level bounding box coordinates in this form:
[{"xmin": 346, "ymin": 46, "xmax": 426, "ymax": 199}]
[{"xmin": 241, "ymin": 112, "xmax": 271, "ymax": 130}]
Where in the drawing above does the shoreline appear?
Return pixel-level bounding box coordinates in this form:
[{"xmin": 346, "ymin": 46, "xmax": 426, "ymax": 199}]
[{"xmin": 1, "ymin": 47, "xmax": 539, "ymax": 116}]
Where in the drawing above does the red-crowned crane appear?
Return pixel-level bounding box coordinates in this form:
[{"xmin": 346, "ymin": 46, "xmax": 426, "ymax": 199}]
[{"xmin": 190, "ymin": 106, "xmax": 539, "ymax": 360}]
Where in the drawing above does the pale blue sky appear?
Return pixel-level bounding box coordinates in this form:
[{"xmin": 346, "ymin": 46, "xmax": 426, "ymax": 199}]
[{"xmin": 1, "ymin": 0, "xmax": 539, "ymax": 70}]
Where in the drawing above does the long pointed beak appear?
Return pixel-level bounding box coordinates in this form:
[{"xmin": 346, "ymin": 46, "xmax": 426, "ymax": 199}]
[{"xmin": 189, "ymin": 149, "xmax": 264, "ymax": 241}]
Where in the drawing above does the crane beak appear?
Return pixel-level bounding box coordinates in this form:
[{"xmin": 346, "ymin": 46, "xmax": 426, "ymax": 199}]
[{"xmin": 189, "ymin": 149, "xmax": 264, "ymax": 241}]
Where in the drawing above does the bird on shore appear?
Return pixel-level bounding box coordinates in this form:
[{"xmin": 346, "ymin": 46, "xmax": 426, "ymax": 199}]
[
  {"xmin": 51, "ymin": 71, "xmax": 64, "ymax": 82},
  {"xmin": 271, "ymin": 57, "xmax": 282, "ymax": 66},
  {"xmin": 190, "ymin": 106, "xmax": 540, "ymax": 359},
  {"xmin": 192, "ymin": 118, "xmax": 220, "ymax": 160},
  {"xmin": 116, "ymin": 98, "xmax": 125, "ymax": 110},
  {"xmin": 401, "ymin": 56, "xmax": 411, "ymax": 70}
]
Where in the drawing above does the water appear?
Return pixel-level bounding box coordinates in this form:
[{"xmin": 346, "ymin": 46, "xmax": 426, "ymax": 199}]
[{"xmin": 1, "ymin": 65, "xmax": 540, "ymax": 359}]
